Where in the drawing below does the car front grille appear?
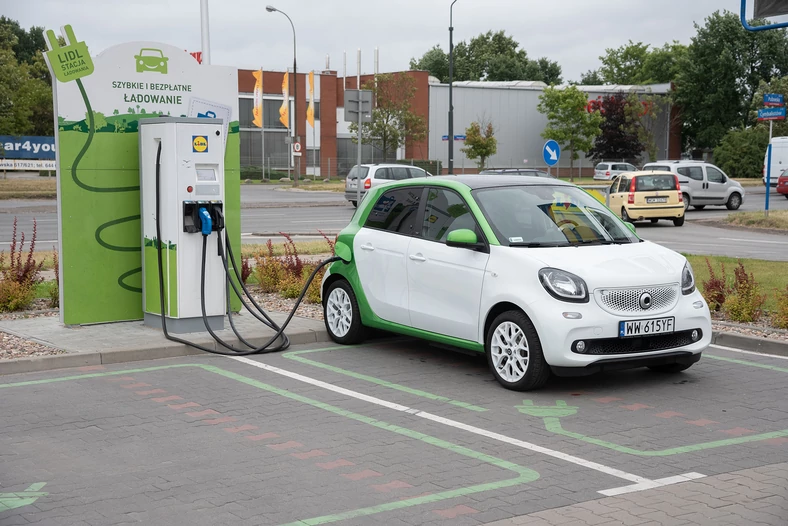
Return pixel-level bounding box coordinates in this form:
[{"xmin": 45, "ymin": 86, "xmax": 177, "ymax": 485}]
[
  {"xmin": 573, "ymin": 330, "xmax": 699, "ymax": 355},
  {"xmin": 595, "ymin": 285, "xmax": 679, "ymax": 315}
]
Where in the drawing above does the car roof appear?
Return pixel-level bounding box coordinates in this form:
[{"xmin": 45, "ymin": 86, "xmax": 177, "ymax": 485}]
[
  {"xmin": 616, "ymin": 170, "xmax": 675, "ymax": 177},
  {"xmin": 409, "ymin": 174, "xmax": 574, "ymax": 190},
  {"xmin": 360, "ymin": 163, "xmax": 424, "ymax": 168}
]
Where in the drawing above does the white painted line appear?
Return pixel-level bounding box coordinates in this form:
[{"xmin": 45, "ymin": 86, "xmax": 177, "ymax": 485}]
[
  {"xmin": 291, "ymin": 220, "xmax": 350, "ymax": 224},
  {"xmin": 600, "ymin": 472, "xmax": 707, "ymax": 497},
  {"xmin": 230, "ymin": 356, "xmax": 703, "ymax": 495},
  {"xmin": 710, "ymin": 344, "xmax": 788, "ymax": 361},
  {"xmin": 720, "ymin": 237, "xmax": 788, "ymax": 245}
]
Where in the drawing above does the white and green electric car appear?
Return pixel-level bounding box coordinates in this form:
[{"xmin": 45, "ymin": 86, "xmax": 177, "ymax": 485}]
[{"xmin": 321, "ymin": 175, "xmax": 712, "ymax": 391}]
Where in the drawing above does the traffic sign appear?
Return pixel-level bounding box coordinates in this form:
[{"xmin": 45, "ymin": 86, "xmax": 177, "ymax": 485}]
[
  {"xmin": 442, "ymin": 135, "xmax": 449, "ymax": 141},
  {"xmin": 758, "ymin": 107, "xmax": 786, "ymax": 121},
  {"xmin": 293, "ymin": 142, "xmax": 302, "ymax": 153},
  {"xmin": 764, "ymin": 93, "xmax": 785, "ymax": 106},
  {"xmin": 454, "ymin": 135, "xmax": 466, "ymax": 141},
  {"xmin": 543, "ymin": 140, "xmax": 560, "ymax": 166}
]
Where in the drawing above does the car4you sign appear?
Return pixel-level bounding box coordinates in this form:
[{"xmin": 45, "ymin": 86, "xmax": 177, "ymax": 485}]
[{"xmin": 43, "ymin": 24, "xmax": 241, "ymax": 326}]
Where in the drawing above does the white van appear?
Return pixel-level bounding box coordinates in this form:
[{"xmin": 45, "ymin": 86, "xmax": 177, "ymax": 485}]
[{"xmin": 763, "ymin": 136, "xmax": 788, "ymax": 186}]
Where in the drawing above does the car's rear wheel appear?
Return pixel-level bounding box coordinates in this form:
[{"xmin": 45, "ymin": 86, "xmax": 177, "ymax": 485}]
[
  {"xmin": 621, "ymin": 207, "xmax": 633, "ymax": 223},
  {"xmin": 323, "ymin": 279, "xmax": 367, "ymax": 345},
  {"xmin": 683, "ymin": 194, "xmax": 690, "ymax": 211},
  {"xmin": 673, "ymin": 215, "xmax": 685, "ymax": 227},
  {"xmin": 350, "ymin": 200, "xmax": 357, "ymax": 208},
  {"xmin": 486, "ymin": 310, "xmax": 550, "ymax": 391},
  {"xmin": 726, "ymin": 193, "xmax": 742, "ymax": 210},
  {"xmin": 785, "ymin": 194, "xmax": 788, "ymax": 200},
  {"xmin": 650, "ymin": 219, "xmax": 658, "ymax": 224},
  {"xmin": 648, "ymin": 362, "xmax": 694, "ymax": 373},
  {"xmin": 693, "ymin": 205, "xmax": 706, "ymax": 210}
]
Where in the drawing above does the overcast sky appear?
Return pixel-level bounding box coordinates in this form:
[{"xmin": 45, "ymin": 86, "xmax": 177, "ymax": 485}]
[{"xmin": 6, "ymin": 0, "xmax": 761, "ymax": 82}]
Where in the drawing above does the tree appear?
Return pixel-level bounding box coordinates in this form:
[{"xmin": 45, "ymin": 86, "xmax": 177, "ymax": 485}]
[
  {"xmin": 674, "ymin": 10, "xmax": 788, "ymax": 151},
  {"xmin": 599, "ymin": 41, "xmax": 650, "ymax": 85},
  {"xmin": 461, "ymin": 119, "xmax": 497, "ymax": 169},
  {"xmin": 410, "ymin": 30, "xmax": 562, "ymax": 84},
  {"xmin": 0, "ymin": 17, "xmax": 46, "ymax": 66},
  {"xmin": 624, "ymin": 92, "xmax": 660, "ymax": 162},
  {"xmin": 639, "ymin": 42, "xmax": 688, "ymax": 84},
  {"xmin": 713, "ymin": 126, "xmax": 769, "ymax": 179},
  {"xmin": 586, "ymin": 93, "xmax": 642, "ymax": 163},
  {"xmin": 577, "ymin": 69, "xmax": 604, "ymax": 85},
  {"xmin": 537, "ymin": 86, "xmax": 603, "ymax": 181},
  {"xmin": 348, "ymin": 73, "xmax": 427, "ymax": 160},
  {"xmin": 750, "ymin": 76, "xmax": 788, "ymax": 137}
]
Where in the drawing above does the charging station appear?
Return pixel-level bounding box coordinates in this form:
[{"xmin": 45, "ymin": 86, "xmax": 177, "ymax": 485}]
[{"xmin": 139, "ymin": 117, "xmax": 227, "ymax": 334}]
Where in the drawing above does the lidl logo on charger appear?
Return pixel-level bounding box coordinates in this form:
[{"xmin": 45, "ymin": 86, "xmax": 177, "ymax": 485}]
[{"xmin": 192, "ymin": 135, "xmax": 208, "ymax": 153}]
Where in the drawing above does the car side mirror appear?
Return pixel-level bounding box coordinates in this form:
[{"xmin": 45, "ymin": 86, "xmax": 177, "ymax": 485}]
[
  {"xmin": 446, "ymin": 229, "xmax": 484, "ymax": 250},
  {"xmin": 625, "ymin": 222, "xmax": 636, "ymax": 233}
]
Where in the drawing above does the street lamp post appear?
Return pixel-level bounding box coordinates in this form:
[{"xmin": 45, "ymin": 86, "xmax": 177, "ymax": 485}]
[
  {"xmin": 448, "ymin": 0, "xmax": 458, "ymax": 175},
  {"xmin": 200, "ymin": 0, "xmax": 211, "ymax": 64},
  {"xmin": 266, "ymin": 5, "xmax": 299, "ymax": 186}
]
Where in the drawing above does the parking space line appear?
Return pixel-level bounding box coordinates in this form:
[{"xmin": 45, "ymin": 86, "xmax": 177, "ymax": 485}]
[
  {"xmin": 710, "ymin": 344, "xmax": 788, "ymax": 361},
  {"xmin": 283, "ymin": 346, "xmax": 488, "ymax": 412},
  {"xmin": 0, "ymin": 363, "xmax": 540, "ymax": 525},
  {"xmin": 231, "ymin": 356, "xmax": 700, "ymax": 494}
]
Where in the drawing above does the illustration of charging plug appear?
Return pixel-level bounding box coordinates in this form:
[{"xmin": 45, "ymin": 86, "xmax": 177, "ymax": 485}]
[{"xmin": 44, "ymin": 24, "xmax": 94, "ymax": 83}]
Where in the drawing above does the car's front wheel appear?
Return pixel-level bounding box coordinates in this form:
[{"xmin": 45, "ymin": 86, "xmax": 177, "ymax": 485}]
[
  {"xmin": 726, "ymin": 193, "xmax": 742, "ymax": 210},
  {"xmin": 683, "ymin": 194, "xmax": 690, "ymax": 211},
  {"xmin": 323, "ymin": 279, "xmax": 367, "ymax": 344},
  {"xmin": 486, "ymin": 310, "xmax": 550, "ymax": 391},
  {"xmin": 350, "ymin": 200, "xmax": 357, "ymax": 208}
]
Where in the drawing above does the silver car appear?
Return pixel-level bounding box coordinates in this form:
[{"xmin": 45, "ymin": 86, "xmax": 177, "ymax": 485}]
[
  {"xmin": 344, "ymin": 163, "xmax": 431, "ymax": 207},
  {"xmin": 593, "ymin": 162, "xmax": 638, "ymax": 181},
  {"xmin": 642, "ymin": 161, "xmax": 745, "ymax": 211}
]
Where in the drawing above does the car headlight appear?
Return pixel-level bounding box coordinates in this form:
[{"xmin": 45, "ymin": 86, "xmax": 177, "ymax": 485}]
[
  {"xmin": 681, "ymin": 261, "xmax": 695, "ymax": 295},
  {"xmin": 539, "ymin": 268, "xmax": 589, "ymax": 303}
]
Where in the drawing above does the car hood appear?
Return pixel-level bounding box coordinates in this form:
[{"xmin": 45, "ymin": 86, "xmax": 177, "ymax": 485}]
[{"xmin": 506, "ymin": 240, "xmax": 686, "ymax": 290}]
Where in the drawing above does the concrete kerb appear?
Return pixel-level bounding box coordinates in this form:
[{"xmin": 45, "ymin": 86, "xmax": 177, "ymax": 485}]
[{"xmin": 2, "ymin": 323, "xmax": 788, "ymax": 376}]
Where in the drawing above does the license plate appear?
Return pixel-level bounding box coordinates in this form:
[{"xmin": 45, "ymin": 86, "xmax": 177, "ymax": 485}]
[
  {"xmin": 646, "ymin": 197, "xmax": 668, "ymax": 204},
  {"xmin": 619, "ymin": 317, "xmax": 675, "ymax": 338}
]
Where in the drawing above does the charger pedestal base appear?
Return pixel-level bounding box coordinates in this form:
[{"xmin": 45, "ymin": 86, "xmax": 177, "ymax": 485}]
[{"xmin": 144, "ymin": 313, "xmax": 225, "ymax": 334}]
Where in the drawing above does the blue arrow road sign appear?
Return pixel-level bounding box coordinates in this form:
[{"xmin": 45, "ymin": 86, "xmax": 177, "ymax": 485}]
[
  {"xmin": 758, "ymin": 107, "xmax": 786, "ymax": 121},
  {"xmin": 543, "ymin": 140, "xmax": 560, "ymax": 166},
  {"xmin": 764, "ymin": 93, "xmax": 784, "ymax": 107}
]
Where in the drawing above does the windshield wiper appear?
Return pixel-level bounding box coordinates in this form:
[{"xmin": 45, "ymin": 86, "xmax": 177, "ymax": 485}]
[{"xmin": 508, "ymin": 241, "xmax": 567, "ymax": 248}]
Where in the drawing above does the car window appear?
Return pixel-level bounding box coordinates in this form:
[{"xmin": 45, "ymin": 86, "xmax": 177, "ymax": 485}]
[
  {"xmin": 677, "ymin": 166, "xmax": 704, "ymax": 181},
  {"xmin": 388, "ymin": 167, "xmax": 411, "ymax": 180},
  {"xmin": 612, "ymin": 164, "xmax": 630, "ymax": 171},
  {"xmin": 617, "ymin": 177, "xmax": 630, "ymax": 193},
  {"xmin": 635, "ymin": 174, "xmax": 677, "ymax": 191},
  {"xmin": 706, "ymin": 166, "xmax": 726, "ymax": 184},
  {"xmin": 373, "ymin": 168, "xmax": 389, "ymax": 180},
  {"xmin": 595, "ymin": 163, "xmax": 609, "ymax": 170},
  {"xmin": 420, "ymin": 188, "xmax": 480, "ymax": 243},
  {"xmin": 364, "ymin": 188, "xmax": 422, "ymax": 234},
  {"xmin": 347, "ymin": 166, "xmax": 369, "ymax": 180},
  {"xmin": 609, "ymin": 177, "xmax": 620, "ymax": 193},
  {"xmin": 408, "ymin": 167, "xmax": 427, "ymax": 179}
]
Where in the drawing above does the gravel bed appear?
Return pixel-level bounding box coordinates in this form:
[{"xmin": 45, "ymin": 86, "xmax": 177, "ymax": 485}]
[{"xmin": 1, "ymin": 331, "xmax": 65, "ymax": 360}]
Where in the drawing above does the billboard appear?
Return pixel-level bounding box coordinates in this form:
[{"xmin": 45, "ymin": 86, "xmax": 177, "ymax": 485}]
[
  {"xmin": 0, "ymin": 136, "xmax": 56, "ymax": 160},
  {"xmin": 44, "ymin": 25, "xmax": 241, "ymax": 325}
]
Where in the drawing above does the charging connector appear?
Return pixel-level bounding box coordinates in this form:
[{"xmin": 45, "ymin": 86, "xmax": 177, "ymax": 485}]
[{"xmin": 199, "ymin": 207, "xmax": 212, "ymax": 236}]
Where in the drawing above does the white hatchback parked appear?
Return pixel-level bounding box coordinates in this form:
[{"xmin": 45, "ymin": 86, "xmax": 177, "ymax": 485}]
[{"xmin": 322, "ymin": 175, "xmax": 713, "ymax": 391}]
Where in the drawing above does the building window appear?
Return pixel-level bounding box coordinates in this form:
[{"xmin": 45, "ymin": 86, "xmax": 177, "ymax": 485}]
[{"xmin": 240, "ymin": 130, "xmax": 291, "ymax": 169}]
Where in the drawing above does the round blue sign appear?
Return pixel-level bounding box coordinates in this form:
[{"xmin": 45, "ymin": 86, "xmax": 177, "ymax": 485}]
[{"xmin": 543, "ymin": 140, "xmax": 560, "ymax": 167}]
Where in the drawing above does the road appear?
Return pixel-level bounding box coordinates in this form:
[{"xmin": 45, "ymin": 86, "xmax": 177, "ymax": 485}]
[{"xmin": 2, "ymin": 185, "xmax": 787, "ymax": 260}]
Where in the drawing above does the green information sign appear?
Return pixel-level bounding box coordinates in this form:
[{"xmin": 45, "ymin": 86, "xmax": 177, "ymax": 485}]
[{"xmin": 45, "ymin": 25, "xmax": 94, "ymax": 83}]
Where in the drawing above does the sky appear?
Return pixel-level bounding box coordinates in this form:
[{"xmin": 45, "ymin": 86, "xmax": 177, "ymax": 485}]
[{"xmin": 3, "ymin": 0, "xmax": 764, "ymax": 83}]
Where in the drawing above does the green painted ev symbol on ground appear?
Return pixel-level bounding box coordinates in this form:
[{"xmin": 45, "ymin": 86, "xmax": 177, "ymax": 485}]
[
  {"xmin": 45, "ymin": 25, "xmax": 94, "ymax": 83},
  {"xmin": 515, "ymin": 400, "xmax": 578, "ymax": 418},
  {"xmin": 134, "ymin": 48, "xmax": 168, "ymax": 74},
  {"xmin": 0, "ymin": 482, "xmax": 48, "ymax": 512}
]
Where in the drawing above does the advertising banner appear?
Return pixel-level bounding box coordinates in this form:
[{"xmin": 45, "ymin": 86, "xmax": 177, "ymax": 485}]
[
  {"xmin": 44, "ymin": 25, "xmax": 241, "ymax": 325},
  {"xmin": 0, "ymin": 136, "xmax": 56, "ymax": 160}
]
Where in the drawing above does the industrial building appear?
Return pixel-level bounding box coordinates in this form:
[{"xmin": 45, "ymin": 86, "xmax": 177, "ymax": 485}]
[{"xmin": 237, "ymin": 68, "xmax": 680, "ymax": 178}]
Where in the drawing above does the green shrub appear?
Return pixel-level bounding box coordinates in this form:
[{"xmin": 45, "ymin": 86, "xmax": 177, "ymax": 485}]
[
  {"xmin": 701, "ymin": 257, "xmax": 729, "ymax": 311},
  {"xmin": 253, "ymin": 240, "xmax": 284, "ymax": 293},
  {"xmin": 772, "ymin": 287, "xmax": 788, "ymax": 329},
  {"xmin": 724, "ymin": 262, "xmax": 766, "ymax": 323},
  {"xmin": 278, "ymin": 274, "xmax": 303, "ymax": 299},
  {"xmin": 0, "ymin": 280, "xmax": 36, "ymax": 312}
]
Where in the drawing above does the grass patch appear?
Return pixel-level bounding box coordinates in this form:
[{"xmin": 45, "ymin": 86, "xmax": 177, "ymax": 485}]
[
  {"xmin": 0, "ymin": 178, "xmax": 57, "ymax": 199},
  {"xmin": 685, "ymin": 254, "xmax": 788, "ymax": 312},
  {"xmin": 725, "ymin": 210, "xmax": 788, "ymax": 231},
  {"xmin": 295, "ymin": 181, "xmax": 345, "ymax": 192},
  {"xmin": 240, "ymin": 240, "xmax": 334, "ymax": 259}
]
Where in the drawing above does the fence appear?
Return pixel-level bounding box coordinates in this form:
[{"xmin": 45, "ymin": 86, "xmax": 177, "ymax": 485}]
[{"xmin": 240, "ymin": 156, "xmax": 442, "ymax": 181}]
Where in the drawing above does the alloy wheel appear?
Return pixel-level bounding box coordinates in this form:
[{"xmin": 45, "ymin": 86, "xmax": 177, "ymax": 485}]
[
  {"xmin": 490, "ymin": 321, "xmax": 530, "ymax": 382},
  {"xmin": 326, "ymin": 288, "xmax": 352, "ymax": 338}
]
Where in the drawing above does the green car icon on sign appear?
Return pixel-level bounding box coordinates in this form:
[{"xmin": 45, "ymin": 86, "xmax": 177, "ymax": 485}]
[{"xmin": 135, "ymin": 48, "xmax": 168, "ymax": 74}]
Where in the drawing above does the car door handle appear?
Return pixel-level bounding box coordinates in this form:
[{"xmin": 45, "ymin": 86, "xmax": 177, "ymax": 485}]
[
  {"xmin": 360, "ymin": 244, "xmax": 375, "ymax": 251},
  {"xmin": 409, "ymin": 254, "xmax": 426, "ymax": 262}
]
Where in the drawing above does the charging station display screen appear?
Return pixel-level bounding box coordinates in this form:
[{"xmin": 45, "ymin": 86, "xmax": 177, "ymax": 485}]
[{"xmin": 196, "ymin": 168, "xmax": 217, "ymax": 182}]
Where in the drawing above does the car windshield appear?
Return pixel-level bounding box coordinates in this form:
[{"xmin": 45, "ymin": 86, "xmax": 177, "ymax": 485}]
[
  {"xmin": 347, "ymin": 166, "xmax": 369, "ymax": 180},
  {"xmin": 473, "ymin": 185, "xmax": 640, "ymax": 247},
  {"xmin": 635, "ymin": 174, "xmax": 677, "ymax": 191}
]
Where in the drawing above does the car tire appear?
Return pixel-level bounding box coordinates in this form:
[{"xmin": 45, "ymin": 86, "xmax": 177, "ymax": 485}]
[
  {"xmin": 785, "ymin": 194, "xmax": 788, "ymax": 200},
  {"xmin": 683, "ymin": 194, "xmax": 690, "ymax": 211},
  {"xmin": 621, "ymin": 207, "xmax": 633, "ymax": 223},
  {"xmin": 693, "ymin": 205, "xmax": 706, "ymax": 210},
  {"xmin": 486, "ymin": 310, "xmax": 550, "ymax": 391},
  {"xmin": 350, "ymin": 200, "xmax": 357, "ymax": 208},
  {"xmin": 323, "ymin": 279, "xmax": 368, "ymax": 345},
  {"xmin": 726, "ymin": 193, "xmax": 742, "ymax": 210},
  {"xmin": 673, "ymin": 215, "xmax": 685, "ymax": 227},
  {"xmin": 650, "ymin": 219, "xmax": 658, "ymax": 224},
  {"xmin": 648, "ymin": 362, "xmax": 694, "ymax": 373}
]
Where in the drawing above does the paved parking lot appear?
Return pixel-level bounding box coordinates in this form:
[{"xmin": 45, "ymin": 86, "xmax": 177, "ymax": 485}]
[{"xmin": 1, "ymin": 339, "xmax": 786, "ymax": 525}]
